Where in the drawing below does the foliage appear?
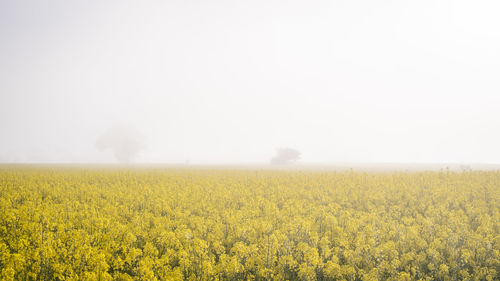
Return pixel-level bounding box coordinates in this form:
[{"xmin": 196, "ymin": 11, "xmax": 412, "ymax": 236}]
[
  {"xmin": 270, "ymin": 148, "xmax": 301, "ymax": 165},
  {"xmin": 0, "ymin": 167, "xmax": 498, "ymax": 280}
]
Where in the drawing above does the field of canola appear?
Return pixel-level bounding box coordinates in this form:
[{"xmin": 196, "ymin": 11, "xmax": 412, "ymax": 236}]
[{"xmin": 0, "ymin": 167, "xmax": 498, "ymax": 280}]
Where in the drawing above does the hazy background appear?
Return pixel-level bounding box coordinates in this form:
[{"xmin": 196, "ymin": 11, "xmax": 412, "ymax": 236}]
[{"xmin": 1, "ymin": 0, "xmax": 500, "ymax": 164}]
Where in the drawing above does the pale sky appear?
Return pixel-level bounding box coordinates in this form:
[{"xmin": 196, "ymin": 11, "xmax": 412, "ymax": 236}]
[{"xmin": 1, "ymin": 0, "xmax": 500, "ymax": 164}]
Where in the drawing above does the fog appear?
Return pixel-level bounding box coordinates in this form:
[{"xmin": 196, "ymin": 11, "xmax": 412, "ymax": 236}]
[
  {"xmin": 271, "ymin": 148, "xmax": 301, "ymax": 165},
  {"xmin": 95, "ymin": 124, "xmax": 146, "ymax": 163},
  {"xmin": 1, "ymin": 0, "xmax": 500, "ymax": 164}
]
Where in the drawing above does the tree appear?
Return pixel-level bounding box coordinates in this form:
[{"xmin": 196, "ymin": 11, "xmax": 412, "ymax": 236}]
[
  {"xmin": 270, "ymin": 148, "xmax": 301, "ymax": 165},
  {"xmin": 95, "ymin": 125, "xmax": 145, "ymax": 163}
]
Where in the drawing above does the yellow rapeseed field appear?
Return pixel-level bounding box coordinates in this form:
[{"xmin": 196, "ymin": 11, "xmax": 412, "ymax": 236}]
[{"xmin": 0, "ymin": 167, "xmax": 498, "ymax": 280}]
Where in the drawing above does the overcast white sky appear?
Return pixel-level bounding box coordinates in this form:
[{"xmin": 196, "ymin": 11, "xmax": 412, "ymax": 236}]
[{"xmin": 1, "ymin": 0, "xmax": 499, "ymax": 164}]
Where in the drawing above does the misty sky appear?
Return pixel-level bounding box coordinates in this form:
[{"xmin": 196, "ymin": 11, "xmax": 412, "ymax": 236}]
[{"xmin": 1, "ymin": 0, "xmax": 500, "ymax": 164}]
